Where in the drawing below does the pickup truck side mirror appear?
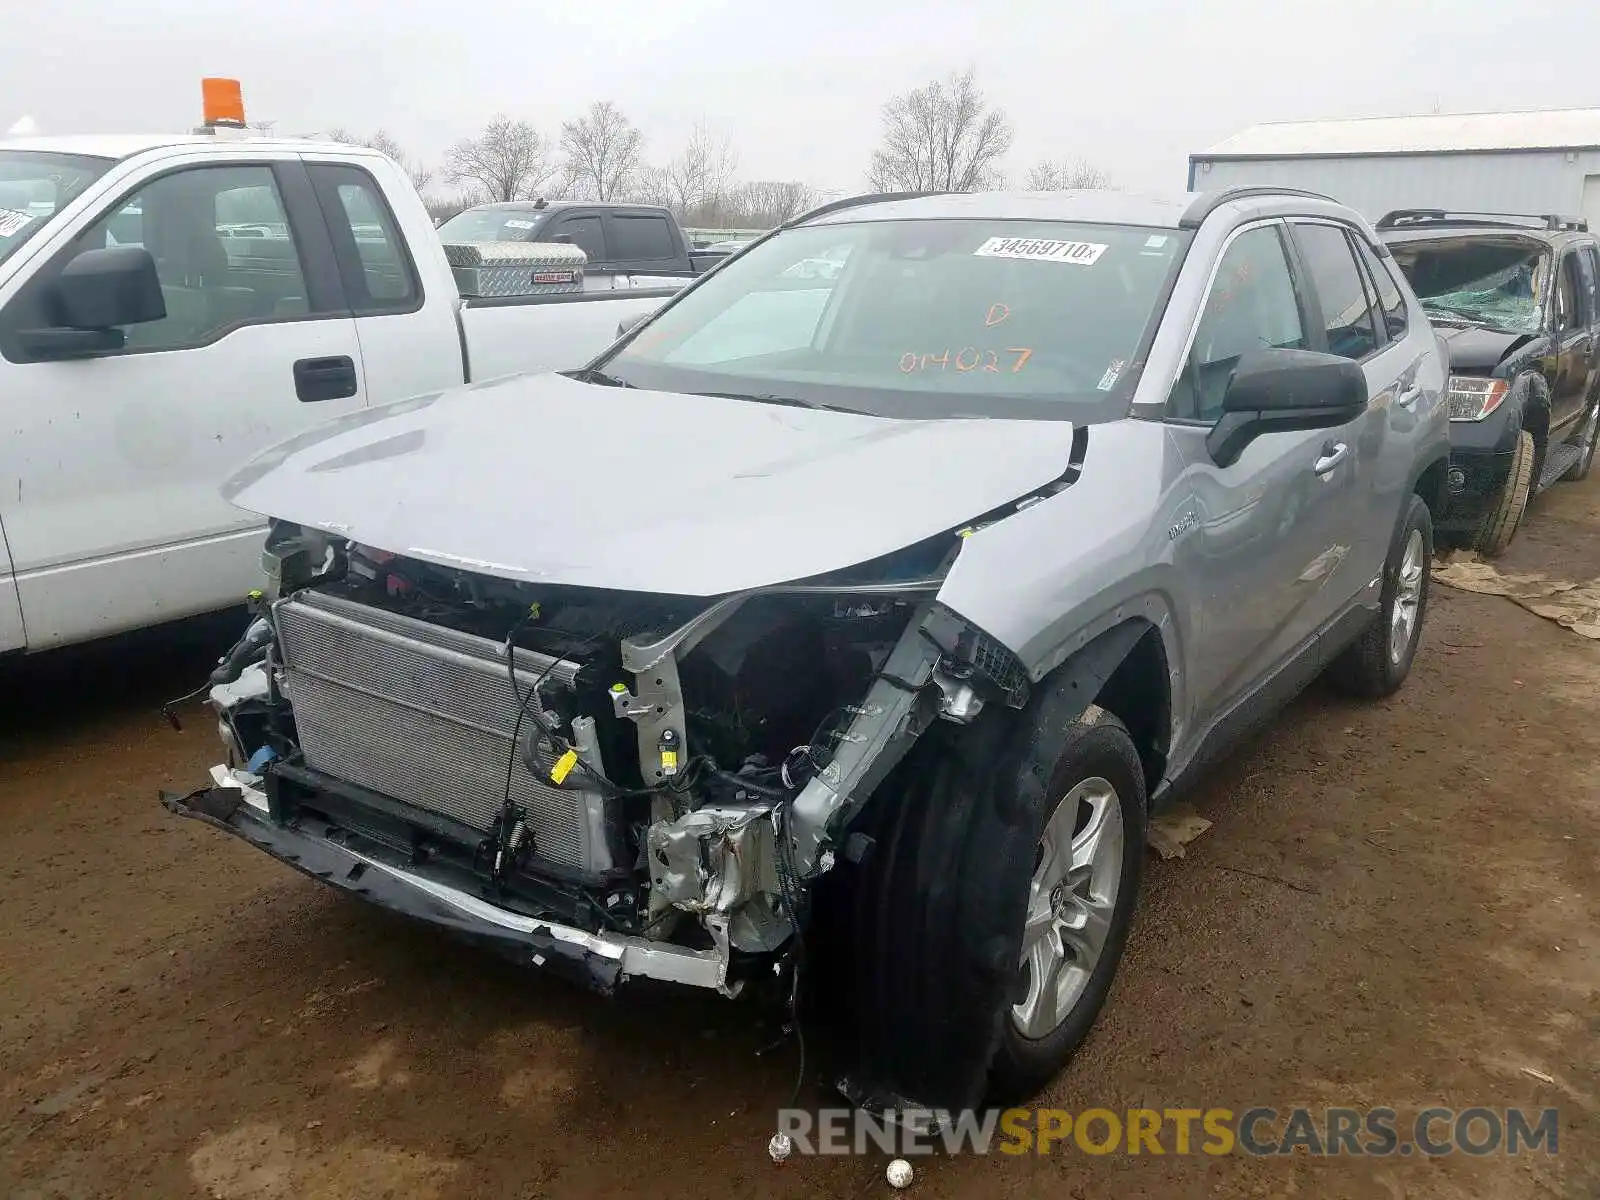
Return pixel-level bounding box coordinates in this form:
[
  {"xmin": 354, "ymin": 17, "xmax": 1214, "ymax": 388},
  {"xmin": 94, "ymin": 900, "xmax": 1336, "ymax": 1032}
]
[
  {"xmin": 18, "ymin": 246, "xmax": 166, "ymax": 360},
  {"xmin": 616, "ymin": 312, "xmax": 650, "ymax": 339},
  {"xmin": 1206, "ymin": 348, "xmax": 1368, "ymax": 468}
]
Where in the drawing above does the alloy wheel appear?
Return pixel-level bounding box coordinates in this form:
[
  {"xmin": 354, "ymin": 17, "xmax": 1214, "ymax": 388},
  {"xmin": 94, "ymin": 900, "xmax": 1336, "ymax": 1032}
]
[{"xmin": 1011, "ymin": 777, "xmax": 1124, "ymax": 1040}]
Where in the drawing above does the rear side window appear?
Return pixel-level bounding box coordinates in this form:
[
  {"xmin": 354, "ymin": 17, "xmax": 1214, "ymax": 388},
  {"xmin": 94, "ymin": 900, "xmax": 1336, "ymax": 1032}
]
[
  {"xmin": 307, "ymin": 163, "xmax": 420, "ymax": 315},
  {"xmin": 1292, "ymin": 222, "xmax": 1380, "ymax": 360},
  {"xmin": 1351, "ymin": 236, "xmax": 1408, "ymax": 342},
  {"xmin": 610, "ymin": 214, "xmax": 675, "ymax": 261}
]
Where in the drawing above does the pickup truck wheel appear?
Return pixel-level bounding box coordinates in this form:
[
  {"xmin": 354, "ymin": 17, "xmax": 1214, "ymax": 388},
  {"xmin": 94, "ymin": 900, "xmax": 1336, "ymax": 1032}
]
[
  {"xmin": 1562, "ymin": 399, "xmax": 1599, "ymax": 482},
  {"xmin": 846, "ymin": 702, "xmax": 1146, "ymax": 1109},
  {"xmin": 1476, "ymin": 429, "xmax": 1534, "ymax": 558},
  {"xmin": 1327, "ymin": 493, "xmax": 1432, "ymax": 699}
]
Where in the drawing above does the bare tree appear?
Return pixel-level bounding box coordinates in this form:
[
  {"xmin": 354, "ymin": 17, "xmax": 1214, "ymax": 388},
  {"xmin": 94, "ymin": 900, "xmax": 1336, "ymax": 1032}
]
[
  {"xmin": 444, "ymin": 116, "xmax": 554, "ymax": 203},
  {"xmin": 426, "ymin": 193, "xmax": 478, "ymax": 225},
  {"xmin": 367, "ymin": 130, "xmax": 434, "ymax": 193},
  {"xmin": 650, "ymin": 124, "xmax": 739, "ymax": 221},
  {"xmin": 629, "ymin": 164, "xmax": 674, "ymax": 209},
  {"xmin": 559, "ymin": 101, "xmax": 644, "ymax": 201},
  {"xmin": 867, "ymin": 68, "xmax": 1012, "ymax": 193},
  {"xmin": 726, "ymin": 180, "xmax": 817, "ymax": 227},
  {"xmin": 323, "ymin": 128, "xmax": 434, "ymax": 193},
  {"xmin": 1025, "ymin": 157, "xmax": 1112, "ymax": 191}
]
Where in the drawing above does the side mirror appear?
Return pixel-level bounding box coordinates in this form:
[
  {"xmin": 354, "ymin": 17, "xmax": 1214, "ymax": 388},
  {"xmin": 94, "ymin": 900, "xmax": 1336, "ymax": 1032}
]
[
  {"xmin": 616, "ymin": 312, "xmax": 650, "ymax": 339},
  {"xmin": 17, "ymin": 246, "xmax": 166, "ymax": 360},
  {"xmin": 1206, "ymin": 348, "xmax": 1368, "ymax": 467}
]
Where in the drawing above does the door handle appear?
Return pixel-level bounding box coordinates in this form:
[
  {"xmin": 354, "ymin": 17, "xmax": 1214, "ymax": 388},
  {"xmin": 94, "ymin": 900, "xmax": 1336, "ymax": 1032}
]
[
  {"xmin": 293, "ymin": 355, "xmax": 358, "ymax": 403},
  {"xmin": 1313, "ymin": 441, "xmax": 1349, "ymax": 476}
]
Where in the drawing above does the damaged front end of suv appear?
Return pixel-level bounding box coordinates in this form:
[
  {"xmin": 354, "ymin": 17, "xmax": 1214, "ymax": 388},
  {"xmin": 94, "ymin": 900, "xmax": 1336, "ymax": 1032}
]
[{"xmin": 172, "ymin": 500, "xmax": 1045, "ymax": 1001}]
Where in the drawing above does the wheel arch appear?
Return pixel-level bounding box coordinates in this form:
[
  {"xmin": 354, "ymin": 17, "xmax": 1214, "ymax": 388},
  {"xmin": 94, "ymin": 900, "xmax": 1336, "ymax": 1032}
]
[
  {"xmin": 1520, "ymin": 371, "xmax": 1552, "ymax": 447},
  {"xmin": 1410, "ymin": 450, "xmax": 1450, "ymax": 524},
  {"xmin": 1035, "ymin": 617, "xmax": 1172, "ymax": 798}
]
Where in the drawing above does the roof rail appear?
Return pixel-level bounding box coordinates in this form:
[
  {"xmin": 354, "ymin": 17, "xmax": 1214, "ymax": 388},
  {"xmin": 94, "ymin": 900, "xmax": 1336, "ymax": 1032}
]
[
  {"xmin": 783, "ymin": 190, "xmax": 948, "ymax": 229},
  {"xmin": 1375, "ymin": 208, "xmax": 1588, "ymax": 233},
  {"xmin": 1179, "ymin": 185, "xmax": 1337, "ymax": 229}
]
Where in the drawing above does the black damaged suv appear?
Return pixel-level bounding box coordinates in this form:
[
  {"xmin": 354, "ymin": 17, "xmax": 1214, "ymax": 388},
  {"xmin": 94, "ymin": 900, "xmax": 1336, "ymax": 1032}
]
[{"xmin": 1378, "ymin": 210, "xmax": 1600, "ymax": 554}]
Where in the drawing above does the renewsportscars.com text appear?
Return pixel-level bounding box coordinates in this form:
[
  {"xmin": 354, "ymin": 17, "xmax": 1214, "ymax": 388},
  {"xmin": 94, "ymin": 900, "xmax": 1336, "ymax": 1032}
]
[{"xmin": 776, "ymin": 1106, "xmax": 1560, "ymax": 1157}]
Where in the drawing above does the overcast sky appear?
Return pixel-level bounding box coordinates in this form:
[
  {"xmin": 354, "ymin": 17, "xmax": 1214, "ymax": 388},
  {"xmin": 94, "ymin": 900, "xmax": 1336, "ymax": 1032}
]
[{"xmin": 4, "ymin": 0, "xmax": 1598, "ymax": 197}]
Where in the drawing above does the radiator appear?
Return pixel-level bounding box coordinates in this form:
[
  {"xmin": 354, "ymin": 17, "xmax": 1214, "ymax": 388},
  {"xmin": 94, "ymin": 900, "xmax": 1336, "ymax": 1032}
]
[{"xmin": 274, "ymin": 589, "xmax": 610, "ymax": 873}]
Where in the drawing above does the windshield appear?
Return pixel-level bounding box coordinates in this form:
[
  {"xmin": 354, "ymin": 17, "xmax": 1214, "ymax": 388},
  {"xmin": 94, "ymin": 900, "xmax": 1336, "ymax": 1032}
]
[
  {"xmin": 0, "ymin": 150, "xmax": 113, "ymax": 269},
  {"xmin": 597, "ymin": 218, "xmax": 1188, "ymax": 419},
  {"xmin": 1388, "ymin": 236, "xmax": 1548, "ymax": 335},
  {"xmin": 436, "ymin": 207, "xmax": 547, "ymax": 243}
]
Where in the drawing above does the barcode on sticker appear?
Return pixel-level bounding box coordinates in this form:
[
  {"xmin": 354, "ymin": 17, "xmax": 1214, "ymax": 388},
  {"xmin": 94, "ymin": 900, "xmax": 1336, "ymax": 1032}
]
[
  {"xmin": 973, "ymin": 236, "xmax": 1107, "ymax": 265},
  {"xmin": 0, "ymin": 209, "xmax": 32, "ymax": 238}
]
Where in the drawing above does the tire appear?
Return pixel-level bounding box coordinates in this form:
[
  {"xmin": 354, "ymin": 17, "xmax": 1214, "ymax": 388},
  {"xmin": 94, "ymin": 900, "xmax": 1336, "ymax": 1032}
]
[
  {"xmin": 1561, "ymin": 397, "xmax": 1599, "ymax": 482},
  {"xmin": 1475, "ymin": 429, "xmax": 1534, "ymax": 557},
  {"xmin": 1328, "ymin": 493, "xmax": 1432, "ymax": 699},
  {"xmin": 846, "ymin": 698, "xmax": 1147, "ymax": 1111}
]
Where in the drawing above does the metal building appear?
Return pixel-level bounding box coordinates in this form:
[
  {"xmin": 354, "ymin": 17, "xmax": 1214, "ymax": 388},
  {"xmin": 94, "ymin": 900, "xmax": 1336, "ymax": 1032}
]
[{"xmin": 1189, "ymin": 108, "xmax": 1600, "ymax": 227}]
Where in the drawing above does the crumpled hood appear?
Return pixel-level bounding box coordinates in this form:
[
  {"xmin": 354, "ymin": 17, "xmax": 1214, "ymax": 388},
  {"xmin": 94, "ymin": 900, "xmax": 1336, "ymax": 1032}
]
[
  {"xmin": 1433, "ymin": 323, "xmax": 1536, "ymax": 372},
  {"xmin": 223, "ymin": 372, "xmax": 1077, "ymax": 596}
]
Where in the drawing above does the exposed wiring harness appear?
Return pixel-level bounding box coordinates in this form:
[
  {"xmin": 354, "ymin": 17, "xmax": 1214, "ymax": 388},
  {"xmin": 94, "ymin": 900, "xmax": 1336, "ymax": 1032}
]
[{"xmin": 492, "ymin": 607, "xmax": 715, "ymax": 884}]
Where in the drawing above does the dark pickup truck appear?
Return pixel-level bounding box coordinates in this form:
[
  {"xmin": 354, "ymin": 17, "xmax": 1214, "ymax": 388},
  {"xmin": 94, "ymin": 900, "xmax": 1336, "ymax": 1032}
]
[
  {"xmin": 1378, "ymin": 209, "xmax": 1600, "ymax": 554},
  {"xmin": 436, "ymin": 200, "xmax": 730, "ymax": 279}
]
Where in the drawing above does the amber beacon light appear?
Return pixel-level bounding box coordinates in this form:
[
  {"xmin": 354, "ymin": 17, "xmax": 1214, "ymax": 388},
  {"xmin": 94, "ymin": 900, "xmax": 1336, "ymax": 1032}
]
[{"xmin": 201, "ymin": 77, "xmax": 247, "ymax": 128}]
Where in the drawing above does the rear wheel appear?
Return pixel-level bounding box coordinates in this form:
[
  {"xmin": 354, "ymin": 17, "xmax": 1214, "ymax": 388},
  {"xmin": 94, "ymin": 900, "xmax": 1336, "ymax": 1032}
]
[
  {"xmin": 1328, "ymin": 493, "xmax": 1432, "ymax": 699},
  {"xmin": 1476, "ymin": 429, "xmax": 1534, "ymax": 557}
]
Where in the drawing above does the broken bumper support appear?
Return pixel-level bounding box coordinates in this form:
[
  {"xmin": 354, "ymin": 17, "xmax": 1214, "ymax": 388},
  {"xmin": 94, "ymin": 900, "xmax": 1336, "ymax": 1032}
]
[{"xmin": 164, "ymin": 768, "xmax": 737, "ymax": 996}]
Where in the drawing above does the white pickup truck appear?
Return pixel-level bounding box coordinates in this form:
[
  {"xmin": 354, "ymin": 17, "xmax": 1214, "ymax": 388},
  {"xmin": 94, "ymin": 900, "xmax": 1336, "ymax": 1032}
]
[{"xmin": 0, "ymin": 132, "xmax": 681, "ymax": 654}]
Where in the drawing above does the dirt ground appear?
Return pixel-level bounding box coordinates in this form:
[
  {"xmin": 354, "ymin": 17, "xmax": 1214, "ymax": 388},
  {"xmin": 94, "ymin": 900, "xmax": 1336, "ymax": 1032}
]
[{"xmin": 3, "ymin": 484, "xmax": 1598, "ymax": 1200}]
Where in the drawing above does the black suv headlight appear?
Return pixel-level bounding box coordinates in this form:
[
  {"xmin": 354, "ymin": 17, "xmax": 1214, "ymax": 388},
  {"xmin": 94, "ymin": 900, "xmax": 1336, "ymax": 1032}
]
[{"xmin": 1446, "ymin": 376, "xmax": 1509, "ymax": 421}]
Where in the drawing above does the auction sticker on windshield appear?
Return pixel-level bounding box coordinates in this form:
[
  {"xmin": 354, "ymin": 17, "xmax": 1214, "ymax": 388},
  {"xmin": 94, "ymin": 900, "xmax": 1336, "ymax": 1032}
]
[
  {"xmin": 0, "ymin": 209, "xmax": 33, "ymax": 238},
  {"xmin": 973, "ymin": 237, "xmax": 1107, "ymax": 266}
]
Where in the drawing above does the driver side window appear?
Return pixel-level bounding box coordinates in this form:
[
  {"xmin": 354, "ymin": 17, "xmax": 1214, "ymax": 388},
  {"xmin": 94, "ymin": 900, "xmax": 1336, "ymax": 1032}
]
[
  {"xmin": 1170, "ymin": 225, "xmax": 1306, "ymax": 423},
  {"xmin": 69, "ymin": 165, "xmax": 309, "ymax": 354}
]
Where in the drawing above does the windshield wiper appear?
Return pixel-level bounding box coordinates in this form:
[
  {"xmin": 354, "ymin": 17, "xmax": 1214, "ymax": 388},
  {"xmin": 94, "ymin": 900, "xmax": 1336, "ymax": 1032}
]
[
  {"xmin": 1422, "ymin": 304, "xmax": 1483, "ymax": 322},
  {"xmin": 565, "ymin": 366, "xmax": 635, "ymax": 387},
  {"xmin": 690, "ymin": 390, "xmax": 856, "ymax": 413},
  {"xmin": 1423, "ymin": 305, "xmax": 1529, "ymax": 334}
]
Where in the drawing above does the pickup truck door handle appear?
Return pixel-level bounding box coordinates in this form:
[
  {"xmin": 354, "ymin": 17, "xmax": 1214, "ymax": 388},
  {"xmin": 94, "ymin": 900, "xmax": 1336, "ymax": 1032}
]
[
  {"xmin": 1313, "ymin": 441, "xmax": 1349, "ymax": 476},
  {"xmin": 293, "ymin": 355, "xmax": 358, "ymax": 403}
]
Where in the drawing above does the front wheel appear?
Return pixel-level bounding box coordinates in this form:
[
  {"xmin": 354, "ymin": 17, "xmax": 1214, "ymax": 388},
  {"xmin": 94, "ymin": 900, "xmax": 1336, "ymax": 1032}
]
[
  {"xmin": 846, "ymin": 701, "xmax": 1146, "ymax": 1110},
  {"xmin": 990, "ymin": 730, "xmax": 1145, "ymax": 1100},
  {"xmin": 1476, "ymin": 429, "xmax": 1535, "ymax": 557}
]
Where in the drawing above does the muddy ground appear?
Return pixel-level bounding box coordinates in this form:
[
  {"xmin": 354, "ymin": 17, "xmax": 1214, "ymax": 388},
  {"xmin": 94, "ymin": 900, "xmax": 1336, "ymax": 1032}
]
[{"xmin": 2, "ymin": 483, "xmax": 1598, "ymax": 1200}]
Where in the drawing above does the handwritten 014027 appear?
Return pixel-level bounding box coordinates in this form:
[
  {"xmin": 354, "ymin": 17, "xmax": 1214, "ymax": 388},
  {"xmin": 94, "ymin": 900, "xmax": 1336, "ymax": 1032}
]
[{"xmin": 899, "ymin": 347, "xmax": 1033, "ymax": 374}]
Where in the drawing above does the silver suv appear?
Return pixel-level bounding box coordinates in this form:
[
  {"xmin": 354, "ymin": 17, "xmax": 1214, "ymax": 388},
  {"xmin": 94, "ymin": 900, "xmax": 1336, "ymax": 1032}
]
[{"xmin": 173, "ymin": 185, "xmax": 1450, "ymax": 1116}]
